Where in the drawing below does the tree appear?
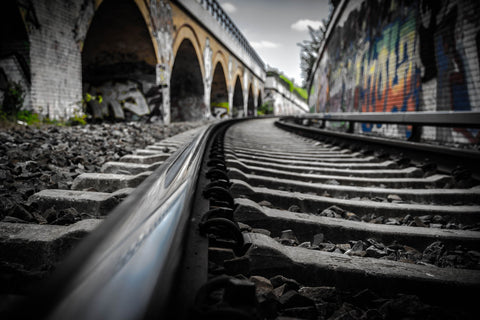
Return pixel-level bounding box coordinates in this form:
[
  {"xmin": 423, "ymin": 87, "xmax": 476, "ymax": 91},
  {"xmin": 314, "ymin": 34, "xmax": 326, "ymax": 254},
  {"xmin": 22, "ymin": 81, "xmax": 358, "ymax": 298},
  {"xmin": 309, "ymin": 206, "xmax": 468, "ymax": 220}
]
[
  {"xmin": 297, "ymin": 0, "xmax": 338, "ymax": 88},
  {"xmin": 297, "ymin": 24, "xmax": 325, "ymax": 88}
]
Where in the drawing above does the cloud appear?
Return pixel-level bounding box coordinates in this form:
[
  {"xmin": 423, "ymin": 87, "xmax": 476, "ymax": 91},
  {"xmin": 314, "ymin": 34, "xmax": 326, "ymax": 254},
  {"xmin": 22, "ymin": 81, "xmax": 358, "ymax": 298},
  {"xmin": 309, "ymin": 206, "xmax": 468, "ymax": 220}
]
[
  {"xmin": 291, "ymin": 19, "xmax": 324, "ymax": 32},
  {"xmin": 250, "ymin": 40, "xmax": 280, "ymax": 49},
  {"xmin": 221, "ymin": 2, "xmax": 237, "ymax": 14}
]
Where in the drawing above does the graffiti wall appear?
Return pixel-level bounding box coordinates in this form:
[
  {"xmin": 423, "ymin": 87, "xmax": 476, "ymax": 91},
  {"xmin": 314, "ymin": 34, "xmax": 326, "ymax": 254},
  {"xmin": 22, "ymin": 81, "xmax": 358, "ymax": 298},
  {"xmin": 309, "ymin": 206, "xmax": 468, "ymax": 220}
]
[{"xmin": 309, "ymin": 0, "xmax": 480, "ymax": 143}]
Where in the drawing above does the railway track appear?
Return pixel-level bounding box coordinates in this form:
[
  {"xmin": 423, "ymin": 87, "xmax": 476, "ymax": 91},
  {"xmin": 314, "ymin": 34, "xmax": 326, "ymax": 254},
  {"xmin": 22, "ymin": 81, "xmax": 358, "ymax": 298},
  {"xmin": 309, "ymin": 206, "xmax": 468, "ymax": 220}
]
[{"xmin": 5, "ymin": 116, "xmax": 480, "ymax": 319}]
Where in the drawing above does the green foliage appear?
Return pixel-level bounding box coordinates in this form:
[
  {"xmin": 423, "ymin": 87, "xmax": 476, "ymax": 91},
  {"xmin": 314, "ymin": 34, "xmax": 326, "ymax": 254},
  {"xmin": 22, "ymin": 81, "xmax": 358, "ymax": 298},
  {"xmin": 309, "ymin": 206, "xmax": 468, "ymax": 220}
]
[
  {"xmin": 294, "ymin": 87, "xmax": 308, "ymax": 100},
  {"xmin": 257, "ymin": 102, "xmax": 273, "ymax": 116},
  {"xmin": 278, "ymin": 75, "xmax": 308, "ymax": 100},
  {"xmin": 67, "ymin": 108, "xmax": 87, "ymax": 126},
  {"xmin": 211, "ymin": 101, "xmax": 229, "ymax": 111},
  {"xmin": 1, "ymin": 81, "xmax": 25, "ymax": 118},
  {"xmin": 80, "ymin": 92, "xmax": 102, "ymax": 111},
  {"xmin": 279, "ymin": 75, "xmax": 294, "ymax": 92},
  {"xmin": 16, "ymin": 110, "xmax": 40, "ymax": 125}
]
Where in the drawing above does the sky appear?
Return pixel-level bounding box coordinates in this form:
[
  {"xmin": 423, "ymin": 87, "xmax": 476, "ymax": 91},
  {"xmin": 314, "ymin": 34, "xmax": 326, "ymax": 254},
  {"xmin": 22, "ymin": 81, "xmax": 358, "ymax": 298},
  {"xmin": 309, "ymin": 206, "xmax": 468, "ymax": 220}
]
[{"xmin": 218, "ymin": 0, "xmax": 331, "ymax": 87}]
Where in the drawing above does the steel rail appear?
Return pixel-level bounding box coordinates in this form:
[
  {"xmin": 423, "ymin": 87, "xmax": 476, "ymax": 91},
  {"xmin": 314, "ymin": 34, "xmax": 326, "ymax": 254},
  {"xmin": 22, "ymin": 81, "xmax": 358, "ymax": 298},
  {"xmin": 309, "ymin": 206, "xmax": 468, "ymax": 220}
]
[{"xmin": 18, "ymin": 121, "xmax": 229, "ymax": 320}]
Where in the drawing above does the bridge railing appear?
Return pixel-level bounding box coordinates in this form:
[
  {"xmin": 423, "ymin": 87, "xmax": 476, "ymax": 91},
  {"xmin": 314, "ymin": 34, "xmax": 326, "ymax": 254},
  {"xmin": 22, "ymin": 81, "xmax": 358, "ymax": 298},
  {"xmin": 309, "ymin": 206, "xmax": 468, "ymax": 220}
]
[
  {"xmin": 197, "ymin": 0, "xmax": 265, "ymax": 69},
  {"xmin": 281, "ymin": 111, "xmax": 480, "ymax": 142}
]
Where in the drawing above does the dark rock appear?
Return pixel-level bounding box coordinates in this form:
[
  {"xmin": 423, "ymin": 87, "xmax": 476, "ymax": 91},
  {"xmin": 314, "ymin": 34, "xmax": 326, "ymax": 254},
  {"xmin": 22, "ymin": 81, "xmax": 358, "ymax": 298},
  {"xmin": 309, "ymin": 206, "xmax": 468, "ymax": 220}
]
[
  {"xmin": 251, "ymin": 228, "xmax": 271, "ymax": 237},
  {"xmin": 11, "ymin": 204, "xmax": 33, "ymax": 222},
  {"xmin": 258, "ymin": 200, "xmax": 273, "ymax": 207},
  {"xmin": 2, "ymin": 216, "xmax": 28, "ymax": 223},
  {"xmin": 224, "ymin": 256, "xmax": 250, "ymax": 276},
  {"xmin": 351, "ymin": 288, "xmax": 380, "ymax": 308},
  {"xmin": 317, "ymin": 205, "xmax": 345, "ymax": 218},
  {"xmin": 379, "ymin": 294, "xmax": 431, "ymax": 318},
  {"xmin": 336, "ymin": 243, "xmax": 351, "ymax": 253},
  {"xmin": 298, "ymin": 241, "xmax": 311, "ymax": 248},
  {"xmin": 421, "ymin": 241, "xmax": 445, "ymax": 264},
  {"xmin": 327, "ymin": 302, "xmax": 362, "ymax": 320},
  {"xmin": 279, "ymin": 290, "xmax": 316, "ymax": 309},
  {"xmin": 298, "ymin": 286, "xmax": 338, "ymax": 303},
  {"xmin": 282, "ymin": 306, "xmax": 318, "ymax": 319},
  {"xmin": 249, "ymin": 275, "xmax": 273, "ymax": 296},
  {"xmin": 365, "ymin": 245, "xmax": 387, "ymax": 258},
  {"xmin": 50, "ymin": 208, "xmax": 79, "ymax": 225},
  {"xmin": 319, "ymin": 243, "xmax": 336, "ymax": 252},
  {"xmin": 312, "ymin": 233, "xmax": 325, "ymax": 246},
  {"xmin": 287, "ymin": 204, "xmax": 301, "ymax": 212},
  {"xmin": 385, "ymin": 218, "xmax": 400, "ymax": 225},
  {"xmin": 42, "ymin": 207, "xmax": 58, "ymax": 223},
  {"xmin": 387, "ymin": 194, "xmax": 402, "ymax": 202},
  {"xmin": 280, "ymin": 230, "xmax": 298, "ymax": 245},
  {"xmin": 270, "ymin": 275, "xmax": 300, "ymax": 292}
]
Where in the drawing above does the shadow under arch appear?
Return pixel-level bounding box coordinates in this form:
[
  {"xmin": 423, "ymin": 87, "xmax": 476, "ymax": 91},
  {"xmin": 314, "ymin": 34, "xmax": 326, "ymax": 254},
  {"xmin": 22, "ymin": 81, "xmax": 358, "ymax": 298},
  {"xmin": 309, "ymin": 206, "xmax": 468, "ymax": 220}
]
[
  {"xmin": 170, "ymin": 38, "xmax": 205, "ymax": 122},
  {"xmin": 232, "ymin": 76, "xmax": 244, "ymax": 118},
  {"xmin": 82, "ymin": 0, "xmax": 157, "ymax": 85},
  {"xmin": 0, "ymin": 0, "xmax": 31, "ymax": 109},
  {"xmin": 81, "ymin": 0, "xmax": 158, "ymax": 120},
  {"xmin": 210, "ymin": 61, "xmax": 228, "ymax": 118},
  {"xmin": 247, "ymin": 84, "xmax": 254, "ymax": 116},
  {"xmin": 257, "ymin": 89, "xmax": 263, "ymax": 114}
]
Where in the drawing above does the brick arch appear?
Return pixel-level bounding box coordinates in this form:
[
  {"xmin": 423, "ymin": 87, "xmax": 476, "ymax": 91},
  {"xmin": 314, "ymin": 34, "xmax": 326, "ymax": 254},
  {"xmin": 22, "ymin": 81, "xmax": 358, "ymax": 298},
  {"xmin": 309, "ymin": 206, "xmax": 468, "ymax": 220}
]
[
  {"xmin": 210, "ymin": 54, "xmax": 229, "ymax": 118},
  {"xmin": 247, "ymin": 83, "xmax": 254, "ymax": 116},
  {"xmin": 0, "ymin": 0, "xmax": 32, "ymax": 109},
  {"xmin": 172, "ymin": 25, "xmax": 205, "ymax": 80},
  {"xmin": 232, "ymin": 75, "xmax": 244, "ymax": 118},
  {"xmin": 212, "ymin": 51, "xmax": 229, "ymax": 87},
  {"xmin": 257, "ymin": 89, "xmax": 263, "ymax": 110},
  {"xmin": 0, "ymin": 0, "xmax": 30, "ymax": 78},
  {"xmin": 82, "ymin": 0, "xmax": 158, "ymax": 84},
  {"xmin": 80, "ymin": 0, "xmax": 160, "ymax": 64},
  {"xmin": 232, "ymin": 67, "xmax": 244, "ymax": 92},
  {"xmin": 170, "ymin": 37, "xmax": 205, "ymax": 122}
]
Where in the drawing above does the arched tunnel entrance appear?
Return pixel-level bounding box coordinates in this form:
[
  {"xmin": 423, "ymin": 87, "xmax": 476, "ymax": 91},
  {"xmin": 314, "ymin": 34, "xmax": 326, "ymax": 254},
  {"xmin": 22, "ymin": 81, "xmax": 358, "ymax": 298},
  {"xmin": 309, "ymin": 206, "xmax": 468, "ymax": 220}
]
[
  {"xmin": 170, "ymin": 39, "xmax": 205, "ymax": 122},
  {"xmin": 232, "ymin": 76, "xmax": 244, "ymax": 118},
  {"xmin": 210, "ymin": 62, "xmax": 228, "ymax": 118},
  {"xmin": 247, "ymin": 85, "xmax": 254, "ymax": 116},
  {"xmin": 82, "ymin": 0, "xmax": 157, "ymax": 120},
  {"xmin": 257, "ymin": 90, "xmax": 263, "ymax": 115},
  {"xmin": 0, "ymin": 0, "xmax": 31, "ymax": 111}
]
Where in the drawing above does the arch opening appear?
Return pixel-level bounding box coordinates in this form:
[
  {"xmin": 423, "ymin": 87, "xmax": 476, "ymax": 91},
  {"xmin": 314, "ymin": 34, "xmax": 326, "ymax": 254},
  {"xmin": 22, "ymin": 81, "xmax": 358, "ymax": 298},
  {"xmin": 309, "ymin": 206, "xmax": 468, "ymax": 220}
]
[
  {"xmin": 232, "ymin": 76, "xmax": 244, "ymax": 118},
  {"xmin": 82, "ymin": 0, "xmax": 157, "ymax": 120},
  {"xmin": 170, "ymin": 39, "xmax": 204, "ymax": 122},
  {"xmin": 0, "ymin": 0, "xmax": 31, "ymax": 111},
  {"xmin": 247, "ymin": 85, "xmax": 254, "ymax": 116},
  {"xmin": 257, "ymin": 90, "xmax": 263, "ymax": 115},
  {"xmin": 210, "ymin": 62, "xmax": 228, "ymax": 118}
]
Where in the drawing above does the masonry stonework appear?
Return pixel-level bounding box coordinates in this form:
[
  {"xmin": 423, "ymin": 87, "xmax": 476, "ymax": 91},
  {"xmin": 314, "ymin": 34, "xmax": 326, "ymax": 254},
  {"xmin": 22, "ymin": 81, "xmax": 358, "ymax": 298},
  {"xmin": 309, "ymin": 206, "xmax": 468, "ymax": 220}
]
[{"xmin": 0, "ymin": 0, "xmax": 266, "ymax": 122}]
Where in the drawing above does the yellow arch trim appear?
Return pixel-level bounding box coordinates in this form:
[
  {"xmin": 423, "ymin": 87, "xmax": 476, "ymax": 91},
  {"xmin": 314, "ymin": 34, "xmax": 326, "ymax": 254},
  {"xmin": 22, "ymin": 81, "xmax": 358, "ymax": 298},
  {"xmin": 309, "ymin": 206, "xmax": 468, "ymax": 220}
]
[
  {"xmin": 173, "ymin": 24, "xmax": 205, "ymax": 79},
  {"xmin": 212, "ymin": 51, "xmax": 229, "ymax": 87},
  {"xmin": 232, "ymin": 67, "xmax": 243, "ymax": 91}
]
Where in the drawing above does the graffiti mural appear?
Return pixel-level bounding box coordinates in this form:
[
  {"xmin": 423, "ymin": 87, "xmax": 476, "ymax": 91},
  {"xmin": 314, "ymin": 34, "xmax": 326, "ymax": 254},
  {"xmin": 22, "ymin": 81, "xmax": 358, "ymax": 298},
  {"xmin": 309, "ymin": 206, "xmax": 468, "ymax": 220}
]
[
  {"xmin": 309, "ymin": 0, "xmax": 480, "ymax": 143},
  {"xmin": 87, "ymin": 81, "xmax": 150, "ymax": 120}
]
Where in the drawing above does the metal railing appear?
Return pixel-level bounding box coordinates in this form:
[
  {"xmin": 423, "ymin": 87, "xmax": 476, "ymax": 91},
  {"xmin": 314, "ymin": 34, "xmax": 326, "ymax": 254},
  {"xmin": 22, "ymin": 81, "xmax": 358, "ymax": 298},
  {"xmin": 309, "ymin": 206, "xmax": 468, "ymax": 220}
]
[
  {"xmin": 197, "ymin": 0, "xmax": 265, "ymax": 69},
  {"xmin": 284, "ymin": 111, "xmax": 480, "ymax": 141},
  {"xmin": 277, "ymin": 111, "xmax": 480, "ymax": 177}
]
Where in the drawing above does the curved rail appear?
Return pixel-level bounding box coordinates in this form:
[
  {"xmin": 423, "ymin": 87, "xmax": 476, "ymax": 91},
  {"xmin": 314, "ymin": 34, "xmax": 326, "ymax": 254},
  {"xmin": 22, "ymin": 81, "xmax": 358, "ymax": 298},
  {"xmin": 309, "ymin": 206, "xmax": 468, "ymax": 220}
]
[{"xmin": 21, "ymin": 122, "xmax": 228, "ymax": 319}]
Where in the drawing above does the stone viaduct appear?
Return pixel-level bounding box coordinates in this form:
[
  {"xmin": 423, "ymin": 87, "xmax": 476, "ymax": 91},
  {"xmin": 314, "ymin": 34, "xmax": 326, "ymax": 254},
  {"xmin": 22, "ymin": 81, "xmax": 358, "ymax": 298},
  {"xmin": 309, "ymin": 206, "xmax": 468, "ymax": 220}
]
[{"xmin": 0, "ymin": 0, "xmax": 268, "ymax": 123}]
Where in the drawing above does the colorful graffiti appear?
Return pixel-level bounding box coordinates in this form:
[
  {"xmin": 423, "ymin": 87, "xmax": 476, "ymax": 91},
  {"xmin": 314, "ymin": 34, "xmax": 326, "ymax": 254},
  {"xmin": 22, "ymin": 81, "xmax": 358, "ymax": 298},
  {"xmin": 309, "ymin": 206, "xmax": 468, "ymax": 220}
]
[{"xmin": 310, "ymin": 0, "xmax": 480, "ymax": 143}]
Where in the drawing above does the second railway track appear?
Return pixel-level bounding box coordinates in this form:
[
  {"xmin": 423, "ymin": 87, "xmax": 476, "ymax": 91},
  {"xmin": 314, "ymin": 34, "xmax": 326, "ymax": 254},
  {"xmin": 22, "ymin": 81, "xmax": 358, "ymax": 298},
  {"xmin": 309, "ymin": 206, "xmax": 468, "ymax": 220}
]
[{"xmin": 9, "ymin": 116, "xmax": 480, "ymax": 319}]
